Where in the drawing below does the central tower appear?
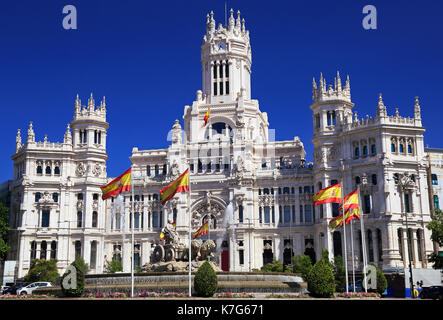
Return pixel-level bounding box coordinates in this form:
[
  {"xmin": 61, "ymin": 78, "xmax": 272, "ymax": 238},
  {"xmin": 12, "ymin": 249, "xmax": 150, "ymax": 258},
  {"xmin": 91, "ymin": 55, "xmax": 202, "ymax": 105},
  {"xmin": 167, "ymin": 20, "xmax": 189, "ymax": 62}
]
[{"xmin": 201, "ymin": 9, "xmax": 252, "ymax": 104}]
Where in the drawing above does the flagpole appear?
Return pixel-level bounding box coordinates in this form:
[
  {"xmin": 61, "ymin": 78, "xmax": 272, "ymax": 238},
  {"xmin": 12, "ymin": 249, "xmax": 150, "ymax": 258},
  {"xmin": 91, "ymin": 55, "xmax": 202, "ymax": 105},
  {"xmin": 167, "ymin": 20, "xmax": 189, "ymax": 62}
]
[
  {"xmin": 341, "ymin": 181, "xmax": 349, "ymax": 294},
  {"xmin": 350, "ymin": 217, "xmax": 356, "ymax": 293},
  {"xmin": 131, "ymin": 168, "xmax": 135, "ymax": 298},
  {"xmin": 188, "ymin": 168, "xmax": 192, "ymax": 297},
  {"xmin": 357, "ymin": 185, "xmax": 368, "ymax": 292}
]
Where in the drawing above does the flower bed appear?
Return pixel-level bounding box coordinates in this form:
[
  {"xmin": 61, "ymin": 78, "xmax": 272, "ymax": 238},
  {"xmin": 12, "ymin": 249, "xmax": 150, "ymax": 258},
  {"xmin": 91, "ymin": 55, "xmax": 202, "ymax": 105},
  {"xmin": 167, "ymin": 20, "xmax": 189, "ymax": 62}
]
[
  {"xmin": 334, "ymin": 292, "xmax": 379, "ymax": 298},
  {"xmin": 266, "ymin": 293, "xmax": 310, "ymax": 299},
  {"xmin": 214, "ymin": 292, "xmax": 255, "ymax": 298}
]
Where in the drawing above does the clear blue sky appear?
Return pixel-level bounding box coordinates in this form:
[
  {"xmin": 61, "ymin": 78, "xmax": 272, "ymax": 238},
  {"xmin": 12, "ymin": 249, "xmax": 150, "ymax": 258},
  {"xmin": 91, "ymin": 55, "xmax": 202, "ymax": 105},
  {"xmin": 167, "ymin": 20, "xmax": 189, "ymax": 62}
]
[{"xmin": 1, "ymin": 0, "xmax": 442, "ymax": 181}]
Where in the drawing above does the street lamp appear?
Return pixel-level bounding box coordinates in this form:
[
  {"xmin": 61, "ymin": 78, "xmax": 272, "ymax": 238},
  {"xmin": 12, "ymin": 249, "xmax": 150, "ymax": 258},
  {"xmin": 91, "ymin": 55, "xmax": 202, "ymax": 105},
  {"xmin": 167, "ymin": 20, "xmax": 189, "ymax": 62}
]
[{"xmin": 398, "ymin": 173, "xmax": 415, "ymax": 298}]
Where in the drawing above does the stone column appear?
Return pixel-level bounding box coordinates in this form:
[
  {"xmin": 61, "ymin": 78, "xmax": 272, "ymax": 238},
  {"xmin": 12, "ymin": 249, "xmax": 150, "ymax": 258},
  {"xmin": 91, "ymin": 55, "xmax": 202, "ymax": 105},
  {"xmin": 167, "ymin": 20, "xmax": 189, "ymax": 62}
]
[
  {"xmin": 411, "ymin": 228, "xmax": 418, "ymax": 268},
  {"xmin": 372, "ymin": 228, "xmax": 379, "ymax": 266}
]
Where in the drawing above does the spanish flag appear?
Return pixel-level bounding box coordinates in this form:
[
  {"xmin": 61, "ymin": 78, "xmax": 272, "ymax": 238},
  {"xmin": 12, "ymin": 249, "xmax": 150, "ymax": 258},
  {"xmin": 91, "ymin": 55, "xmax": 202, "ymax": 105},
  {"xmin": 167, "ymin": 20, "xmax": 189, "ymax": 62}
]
[
  {"xmin": 172, "ymin": 221, "xmax": 176, "ymax": 229},
  {"xmin": 203, "ymin": 108, "xmax": 210, "ymax": 127},
  {"xmin": 159, "ymin": 169, "xmax": 189, "ymax": 205},
  {"xmin": 193, "ymin": 221, "xmax": 209, "ymax": 239},
  {"xmin": 339, "ymin": 189, "xmax": 359, "ymax": 212},
  {"xmin": 160, "ymin": 232, "xmax": 165, "ymax": 241},
  {"xmin": 329, "ymin": 208, "xmax": 361, "ymax": 229},
  {"xmin": 313, "ymin": 183, "xmax": 342, "ymax": 206},
  {"xmin": 100, "ymin": 168, "xmax": 131, "ymax": 200}
]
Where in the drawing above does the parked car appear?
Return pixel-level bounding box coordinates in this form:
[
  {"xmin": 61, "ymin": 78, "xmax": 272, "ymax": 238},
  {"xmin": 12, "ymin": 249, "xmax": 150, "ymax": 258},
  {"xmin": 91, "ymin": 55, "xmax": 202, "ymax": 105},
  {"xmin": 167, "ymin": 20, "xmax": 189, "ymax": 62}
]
[
  {"xmin": 17, "ymin": 282, "xmax": 52, "ymax": 295},
  {"xmin": 1, "ymin": 286, "xmax": 10, "ymax": 294},
  {"xmin": 419, "ymin": 286, "xmax": 443, "ymax": 300},
  {"xmin": 2, "ymin": 282, "xmax": 29, "ymax": 295}
]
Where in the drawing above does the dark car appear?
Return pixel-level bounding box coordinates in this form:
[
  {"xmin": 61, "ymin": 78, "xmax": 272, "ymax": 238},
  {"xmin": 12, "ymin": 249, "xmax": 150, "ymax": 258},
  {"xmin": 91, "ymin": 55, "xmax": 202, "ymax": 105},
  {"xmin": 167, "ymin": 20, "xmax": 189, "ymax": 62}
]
[
  {"xmin": 2, "ymin": 282, "xmax": 30, "ymax": 295},
  {"xmin": 419, "ymin": 286, "xmax": 443, "ymax": 300}
]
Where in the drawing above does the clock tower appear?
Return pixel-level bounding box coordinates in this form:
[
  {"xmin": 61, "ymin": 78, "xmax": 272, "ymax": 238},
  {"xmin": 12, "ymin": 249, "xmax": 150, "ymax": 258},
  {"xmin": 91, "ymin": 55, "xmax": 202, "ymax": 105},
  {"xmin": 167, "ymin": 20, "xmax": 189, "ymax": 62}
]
[{"xmin": 201, "ymin": 9, "xmax": 252, "ymax": 104}]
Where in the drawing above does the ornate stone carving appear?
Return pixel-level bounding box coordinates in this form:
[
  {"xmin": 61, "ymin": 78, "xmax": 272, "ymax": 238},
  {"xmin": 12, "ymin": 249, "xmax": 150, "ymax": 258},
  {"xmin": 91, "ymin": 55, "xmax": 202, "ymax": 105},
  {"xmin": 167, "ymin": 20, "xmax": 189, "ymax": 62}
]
[
  {"xmin": 92, "ymin": 163, "xmax": 101, "ymax": 177},
  {"xmin": 76, "ymin": 162, "xmax": 86, "ymax": 177}
]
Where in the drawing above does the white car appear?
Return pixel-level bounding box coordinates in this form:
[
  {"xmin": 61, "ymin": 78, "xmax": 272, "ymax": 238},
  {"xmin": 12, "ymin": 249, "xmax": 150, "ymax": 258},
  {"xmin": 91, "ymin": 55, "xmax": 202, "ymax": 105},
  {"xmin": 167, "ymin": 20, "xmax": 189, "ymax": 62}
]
[{"xmin": 17, "ymin": 282, "xmax": 52, "ymax": 295}]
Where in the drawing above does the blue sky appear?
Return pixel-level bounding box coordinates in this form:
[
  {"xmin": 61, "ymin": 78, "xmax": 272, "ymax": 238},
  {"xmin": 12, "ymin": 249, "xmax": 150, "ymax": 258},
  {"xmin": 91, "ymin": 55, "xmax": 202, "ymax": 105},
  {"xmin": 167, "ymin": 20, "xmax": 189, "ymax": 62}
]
[{"xmin": 1, "ymin": 0, "xmax": 442, "ymax": 181}]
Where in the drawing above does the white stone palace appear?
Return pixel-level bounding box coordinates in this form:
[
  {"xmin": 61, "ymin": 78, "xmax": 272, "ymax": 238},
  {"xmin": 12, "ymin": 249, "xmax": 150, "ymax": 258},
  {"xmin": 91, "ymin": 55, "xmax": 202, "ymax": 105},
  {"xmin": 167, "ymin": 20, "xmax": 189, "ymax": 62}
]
[{"xmin": 7, "ymin": 10, "xmax": 441, "ymax": 279}]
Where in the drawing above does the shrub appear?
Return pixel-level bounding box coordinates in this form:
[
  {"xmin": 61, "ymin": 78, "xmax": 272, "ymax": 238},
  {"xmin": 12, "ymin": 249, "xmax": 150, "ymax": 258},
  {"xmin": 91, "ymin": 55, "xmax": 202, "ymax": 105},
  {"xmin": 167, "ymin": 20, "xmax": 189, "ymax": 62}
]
[
  {"xmin": 260, "ymin": 259, "xmax": 284, "ymax": 272},
  {"xmin": 104, "ymin": 259, "xmax": 123, "ymax": 273},
  {"xmin": 194, "ymin": 261, "xmax": 217, "ymax": 297},
  {"xmin": 307, "ymin": 258, "xmax": 335, "ymax": 298},
  {"xmin": 332, "ymin": 256, "xmax": 346, "ymax": 292},
  {"xmin": 61, "ymin": 256, "xmax": 88, "ymax": 297},
  {"xmin": 24, "ymin": 259, "xmax": 60, "ymax": 284},
  {"xmin": 292, "ymin": 255, "xmax": 312, "ymax": 281}
]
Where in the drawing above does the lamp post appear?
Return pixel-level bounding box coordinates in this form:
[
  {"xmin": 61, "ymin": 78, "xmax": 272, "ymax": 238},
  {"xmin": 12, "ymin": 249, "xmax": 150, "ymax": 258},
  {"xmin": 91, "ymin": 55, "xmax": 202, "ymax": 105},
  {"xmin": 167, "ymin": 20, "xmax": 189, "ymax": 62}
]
[{"xmin": 398, "ymin": 173, "xmax": 415, "ymax": 298}]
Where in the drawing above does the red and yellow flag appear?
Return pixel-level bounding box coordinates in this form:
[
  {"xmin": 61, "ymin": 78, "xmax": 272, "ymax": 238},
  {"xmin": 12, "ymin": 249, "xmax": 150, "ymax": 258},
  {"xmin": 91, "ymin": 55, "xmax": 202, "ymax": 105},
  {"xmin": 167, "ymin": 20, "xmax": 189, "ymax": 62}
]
[
  {"xmin": 172, "ymin": 221, "xmax": 176, "ymax": 229},
  {"xmin": 329, "ymin": 208, "xmax": 361, "ymax": 229},
  {"xmin": 160, "ymin": 231, "xmax": 165, "ymax": 241},
  {"xmin": 203, "ymin": 108, "xmax": 210, "ymax": 127},
  {"xmin": 339, "ymin": 189, "xmax": 359, "ymax": 212},
  {"xmin": 100, "ymin": 168, "xmax": 131, "ymax": 200},
  {"xmin": 159, "ymin": 169, "xmax": 189, "ymax": 205},
  {"xmin": 313, "ymin": 183, "xmax": 342, "ymax": 206},
  {"xmin": 193, "ymin": 221, "xmax": 209, "ymax": 239}
]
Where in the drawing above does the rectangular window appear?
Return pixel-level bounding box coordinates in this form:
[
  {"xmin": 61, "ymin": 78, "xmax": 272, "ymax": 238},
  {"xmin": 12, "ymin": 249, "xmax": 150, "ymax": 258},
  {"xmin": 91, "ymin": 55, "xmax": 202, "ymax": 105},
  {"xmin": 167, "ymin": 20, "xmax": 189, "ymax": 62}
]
[
  {"xmin": 239, "ymin": 249, "xmax": 244, "ymax": 265},
  {"xmin": 404, "ymin": 194, "xmax": 411, "ymax": 213},
  {"xmin": 292, "ymin": 205, "xmax": 296, "ymax": 223},
  {"xmin": 305, "ymin": 205, "xmax": 312, "ymax": 223},
  {"xmin": 434, "ymin": 195, "xmax": 439, "ymax": 210},
  {"xmin": 284, "ymin": 206, "xmax": 291, "ymax": 223},
  {"xmin": 259, "ymin": 207, "xmax": 262, "ymax": 224},
  {"xmin": 315, "ymin": 114, "xmax": 320, "ymax": 128},
  {"xmin": 303, "ymin": 186, "xmax": 311, "ymax": 193},
  {"xmin": 41, "ymin": 210, "xmax": 50, "ymax": 227},
  {"xmin": 213, "ymin": 82, "xmax": 217, "ymax": 95},
  {"xmin": 363, "ymin": 195, "xmax": 371, "ymax": 214},
  {"xmin": 299, "ymin": 205, "xmax": 303, "ymax": 223},
  {"xmin": 219, "ymin": 82, "xmax": 223, "ymax": 95},
  {"xmin": 264, "ymin": 207, "xmax": 270, "ymax": 223},
  {"xmin": 432, "ymin": 174, "xmax": 438, "ymax": 185},
  {"xmin": 153, "ymin": 211, "xmax": 159, "ymax": 228},
  {"xmin": 332, "ymin": 203, "xmax": 340, "ymax": 217},
  {"xmin": 238, "ymin": 205, "xmax": 243, "ymax": 223},
  {"xmin": 225, "ymin": 81, "xmax": 229, "ymax": 94}
]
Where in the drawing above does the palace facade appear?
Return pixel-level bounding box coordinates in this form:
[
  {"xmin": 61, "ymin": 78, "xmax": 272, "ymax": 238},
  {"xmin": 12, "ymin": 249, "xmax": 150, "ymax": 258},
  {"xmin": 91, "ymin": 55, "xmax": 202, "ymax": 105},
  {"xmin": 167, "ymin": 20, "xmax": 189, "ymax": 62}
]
[{"xmin": 7, "ymin": 10, "xmax": 439, "ymax": 278}]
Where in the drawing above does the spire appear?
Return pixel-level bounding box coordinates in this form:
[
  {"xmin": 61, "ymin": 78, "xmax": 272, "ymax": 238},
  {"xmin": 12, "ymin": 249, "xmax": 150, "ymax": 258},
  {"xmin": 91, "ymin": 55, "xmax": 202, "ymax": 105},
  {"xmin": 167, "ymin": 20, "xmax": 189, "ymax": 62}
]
[
  {"xmin": 336, "ymin": 71, "xmax": 342, "ymax": 91},
  {"xmin": 88, "ymin": 93, "xmax": 95, "ymax": 110},
  {"xmin": 241, "ymin": 18, "xmax": 245, "ymax": 33},
  {"xmin": 75, "ymin": 93, "xmax": 81, "ymax": 114},
  {"xmin": 101, "ymin": 96, "xmax": 106, "ymax": 111},
  {"xmin": 229, "ymin": 8, "xmax": 234, "ymax": 31},
  {"xmin": 64, "ymin": 123, "xmax": 72, "ymax": 144},
  {"xmin": 344, "ymin": 75, "xmax": 350, "ymax": 92},
  {"xmin": 377, "ymin": 93, "xmax": 387, "ymax": 117},
  {"xmin": 15, "ymin": 129, "xmax": 22, "ymax": 153},
  {"xmin": 210, "ymin": 10, "xmax": 215, "ymax": 32},
  {"xmin": 414, "ymin": 96, "xmax": 421, "ymax": 119},
  {"xmin": 26, "ymin": 121, "xmax": 35, "ymax": 143},
  {"xmin": 319, "ymin": 72, "xmax": 324, "ymax": 92},
  {"xmin": 235, "ymin": 10, "xmax": 241, "ymax": 29},
  {"xmin": 312, "ymin": 77, "xmax": 317, "ymax": 90}
]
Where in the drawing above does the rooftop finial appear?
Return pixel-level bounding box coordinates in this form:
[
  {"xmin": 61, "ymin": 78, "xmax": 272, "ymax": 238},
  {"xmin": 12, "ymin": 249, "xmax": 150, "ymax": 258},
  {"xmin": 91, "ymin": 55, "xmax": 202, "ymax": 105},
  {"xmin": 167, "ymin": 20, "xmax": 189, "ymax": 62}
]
[
  {"xmin": 88, "ymin": 92, "xmax": 95, "ymax": 110},
  {"xmin": 15, "ymin": 129, "xmax": 22, "ymax": 153},
  {"xmin": 27, "ymin": 121, "xmax": 35, "ymax": 143},
  {"xmin": 235, "ymin": 10, "xmax": 241, "ymax": 28},
  {"xmin": 336, "ymin": 71, "xmax": 342, "ymax": 91},
  {"xmin": 377, "ymin": 93, "xmax": 387, "ymax": 117},
  {"xmin": 241, "ymin": 18, "xmax": 245, "ymax": 32},
  {"xmin": 64, "ymin": 123, "xmax": 72, "ymax": 144},
  {"xmin": 414, "ymin": 96, "xmax": 421, "ymax": 119},
  {"xmin": 228, "ymin": 8, "xmax": 235, "ymax": 30}
]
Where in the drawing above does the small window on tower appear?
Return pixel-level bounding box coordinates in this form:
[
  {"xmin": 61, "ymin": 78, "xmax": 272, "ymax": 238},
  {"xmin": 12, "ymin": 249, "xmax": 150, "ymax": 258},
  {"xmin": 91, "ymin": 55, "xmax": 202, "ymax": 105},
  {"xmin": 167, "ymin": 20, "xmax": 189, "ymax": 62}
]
[
  {"xmin": 219, "ymin": 82, "xmax": 223, "ymax": 95},
  {"xmin": 213, "ymin": 64, "xmax": 217, "ymax": 79},
  {"xmin": 225, "ymin": 60, "xmax": 229, "ymax": 77},
  {"xmin": 225, "ymin": 81, "xmax": 229, "ymax": 94},
  {"xmin": 213, "ymin": 82, "xmax": 217, "ymax": 96}
]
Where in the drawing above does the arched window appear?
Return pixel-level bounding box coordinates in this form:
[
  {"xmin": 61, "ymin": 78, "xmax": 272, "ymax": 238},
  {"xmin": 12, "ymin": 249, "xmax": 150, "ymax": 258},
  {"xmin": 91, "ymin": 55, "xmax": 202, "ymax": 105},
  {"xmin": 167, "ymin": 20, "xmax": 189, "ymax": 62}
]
[
  {"xmin": 50, "ymin": 241, "xmax": 57, "ymax": 260},
  {"xmin": 92, "ymin": 211, "xmax": 98, "ymax": 228},
  {"xmin": 212, "ymin": 122, "xmax": 226, "ymax": 135},
  {"xmin": 407, "ymin": 144, "xmax": 412, "ymax": 154},
  {"xmin": 391, "ymin": 143, "xmax": 396, "ymax": 152},
  {"xmin": 45, "ymin": 166, "xmax": 51, "ymax": 175},
  {"xmin": 263, "ymin": 188, "xmax": 270, "ymax": 194},
  {"xmin": 371, "ymin": 144, "xmax": 376, "ymax": 154},
  {"xmin": 363, "ymin": 145, "xmax": 368, "ymax": 155},
  {"xmin": 355, "ymin": 176, "xmax": 361, "ymax": 185},
  {"xmin": 153, "ymin": 194, "xmax": 159, "ymax": 200},
  {"xmin": 52, "ymin": 193, "xmax": 58, "ymax": 203},
  {"xmin": 77, "ymin": 193, "xmax": 83, "ymax": 200},
  {"xmin": 354, "ymin": 147, "xmax": 360, "ymax": 157},
  {"xmin": 371, "ymin": 174, "xmax": 377, "ymax": 185},
  {"xmin": 35, "ymin": 192, "xmax": 41, "ymax": 202},
  {"xmin": 40, "ymin": 241, "xmax": 47, "ymax": 260},
  {"xmin": 399, "ymin": 144, "xmax": 404, "ymax": 153},
  {"xmin": 37, "ymin": 165, "xmax": 42, "ymax": 174},
  {"xmin": 283, "ymin": 187, "xmax": 290, "ymax": 194},
  {"xmin": 54, "ymin": 166, "xmax": 60, "ymax": 175}
]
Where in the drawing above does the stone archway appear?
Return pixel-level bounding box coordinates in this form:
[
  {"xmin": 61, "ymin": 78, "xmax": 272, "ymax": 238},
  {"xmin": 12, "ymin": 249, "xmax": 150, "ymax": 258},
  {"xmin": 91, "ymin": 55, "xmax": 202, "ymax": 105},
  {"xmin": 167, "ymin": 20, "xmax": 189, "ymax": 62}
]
[{"xmin": 191, "ymin": 192, "xmax": 227, "ymax": 230}]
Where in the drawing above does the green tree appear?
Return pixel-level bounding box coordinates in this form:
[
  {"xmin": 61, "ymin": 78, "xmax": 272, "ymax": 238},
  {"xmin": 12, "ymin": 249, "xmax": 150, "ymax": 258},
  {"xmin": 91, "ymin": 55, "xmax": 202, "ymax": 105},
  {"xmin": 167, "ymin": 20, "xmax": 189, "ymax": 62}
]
[
  {"xmin": 292, "ymin": 255, "xmax": 312, "ymax": 281},
  {"xmin": 0, "ymin": 202, "xmax": 9, "ymax": 262},
  {"xmin": 23, "ymin": 259, "xmax": 60, "ymax": 283},
  {"xmin": 104, "ymin": 259, "xmax": 123, "ymax": 273},
  {"xmin": 306, "ymin": 258, "xmax": 335, "ymax": 298},
  {"xmin": 427, "ymin": 208, "xmax": 443, "ymax": 269},
  {"xmin": 194, "ymin": 261, "xmax": 218, "ymax": 297},
  {"xmin": 61, "ymin": 256, "xmax": 88, "ymax": 297},
  {"xmin": 332, "ymin": 256, "xmax": 346, "ymax": 292}
]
